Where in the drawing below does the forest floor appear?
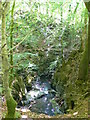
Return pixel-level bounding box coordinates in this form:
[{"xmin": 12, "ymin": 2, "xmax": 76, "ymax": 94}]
[
  {"xmin": 0, "ymin": 97, "xmax": 88, "ymax": 119},
  {"xmin": 15, "ymin": 98, "xmax": 88, "ymax": 119}
]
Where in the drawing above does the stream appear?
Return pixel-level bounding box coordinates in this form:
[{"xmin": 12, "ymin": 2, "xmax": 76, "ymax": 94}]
[{"xmin": 17, "ymin": 76, "xmax": 66, "ymax": 116}]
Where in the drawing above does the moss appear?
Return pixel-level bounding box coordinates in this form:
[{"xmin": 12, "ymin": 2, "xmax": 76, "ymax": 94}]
[
  {"xmin": 53, "ymin": 50, "xmax": 88, "ymax": 117},
  {"xmin": 53, "ymin": 59, "xmax": 72, "ymax": 88},
  {"xmin": 68, "ymin": 98, "xmax": 88, "ymax": 118},
  {"xmin": 1, "ymin": 6, "xmax": 17, "ymax": 119},
  {"xmin": 6, "ymin": 96, "xmax": 17, "ymax": 118},
  {"xmin": 78, "ymin": 41, "xmax": 88, "ymax": 80}
]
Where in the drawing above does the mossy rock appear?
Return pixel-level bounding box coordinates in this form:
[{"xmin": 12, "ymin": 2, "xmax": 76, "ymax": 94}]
[
  {"xmin": 53, "ymin": 50, "xmax": 88, "ymax": 111},
  {"xmin": 54, "ymin": 63, "xmax": 71, "ymax": 86}
]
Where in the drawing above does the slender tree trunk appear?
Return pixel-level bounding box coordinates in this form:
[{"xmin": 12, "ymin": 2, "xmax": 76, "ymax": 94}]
[
  {"xmin": 60, "ymin": 2, "xmax": 63, "ymax": 62},
  {"xmin": 0, "ymin": 1, "xmax": 1, "ymax": 19},
  {"xmin": 84, "ymin": 1, "xmax": 90, "ymax": 63},
  {"xmin": 80, "ymin": 9, "xmax": 88, "ymax": 52},
  {"xmin": 88, "ymin": 10, "xmax": 90, "ymax": 63},
  {"xmin": 1, "ymin": 1, "xmax": 17, "ymax": 118},
  {"xmin": 9, "ymin": 0, "xmax": 15, "ymax": 87},
  {"xmin": 0, "ymin": 1, "xmax": 1, "ymax": 75},
  {"xmin": 78, "ymin": 39, "xmax": 88, "ymax": 80},
  {"xmin": 78, "ymin": 1, "xmax": 90, "ymax": 80}
]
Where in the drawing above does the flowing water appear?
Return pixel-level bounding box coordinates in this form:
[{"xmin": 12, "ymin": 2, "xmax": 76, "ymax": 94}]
[{"xmin": 18, "ymin": 76, "xmax": 66, "ymax": 116}]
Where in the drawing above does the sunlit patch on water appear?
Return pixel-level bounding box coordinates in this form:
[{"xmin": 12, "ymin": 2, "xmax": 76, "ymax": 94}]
[
  {"xmin": 51, "ymin": 108, "xmax": 55, "ymax": 112},
  {"xmin": 44, "ymin": 97, "xmax": 47, "ymax": 101}
]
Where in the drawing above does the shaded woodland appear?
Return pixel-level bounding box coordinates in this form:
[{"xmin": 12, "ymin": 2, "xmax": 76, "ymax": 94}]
[{"xmin": 0, "ymin": 0, "xmax": 89, "ymax": 119}]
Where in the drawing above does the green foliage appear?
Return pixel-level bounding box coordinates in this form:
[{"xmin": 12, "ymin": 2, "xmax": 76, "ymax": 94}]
[
  {"xmin": 6, "ymin": 1, "xmax": 85, "ymax": 76},
  {"xmin": 3, "ymin": 0, "xmax": 88, "ymax": 117},
  {"xmin": 0, "ymin": 84, "xmax": 3, "ymax": 95},
  {"xmin": 12, "ymin": 76, "xmax": 26, "ymax": 103}
]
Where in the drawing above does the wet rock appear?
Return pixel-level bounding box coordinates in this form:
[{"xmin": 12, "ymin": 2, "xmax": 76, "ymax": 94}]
[{"xmin": 17, "ymin": 76, "xmax": 65, "ymax": 116}]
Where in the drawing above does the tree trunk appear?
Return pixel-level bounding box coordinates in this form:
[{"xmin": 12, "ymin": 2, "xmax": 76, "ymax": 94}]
[
  {"xmin": 88, "ymin": 9, "xmax": 90, "ymax": 63},
  {"xmin": 78, "ymin": 1, "xmax": 90, "ymax": 80},
  {"xmin": 1, "ymin": 2, "xmax": 17, "ymax": 118},
  {"xmin": 0, "ymin": 1, "xmax": 1, "ymax": 81},
  {"xmin": 78, "ymin": 40, "xmax": 88, "ymax": 80},
  {"xmin": 9, "ymin": 0, "xmax": 15, "ymax": 87},
  {"xmin": 80, "ymin": 8, "xmax": 88, "ymax": 52}
]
